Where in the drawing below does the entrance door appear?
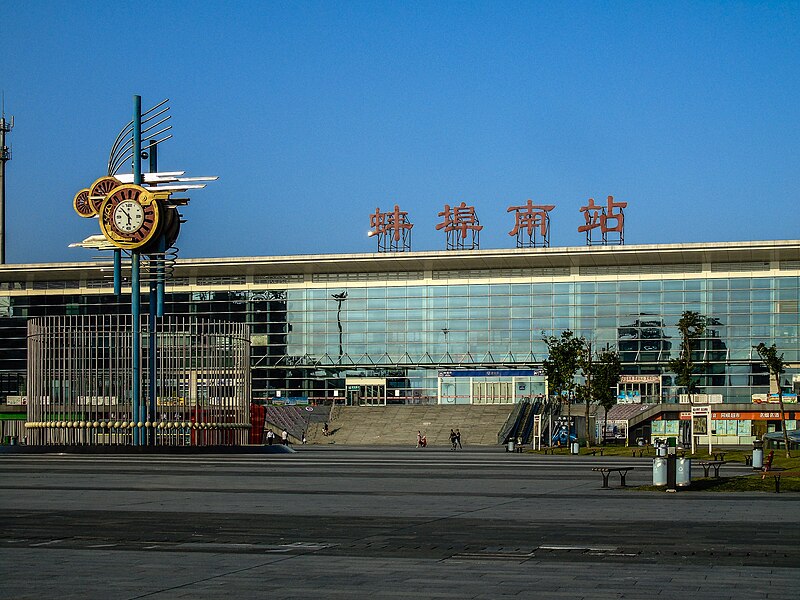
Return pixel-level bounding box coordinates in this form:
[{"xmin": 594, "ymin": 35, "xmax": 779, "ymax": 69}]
[
  {"xmin": 348, "ymin": 385, "xmax": 385, "ymax": 406},
  {"xmin": 472, "ymin": 381, "xmax": 514, "ymax": 404}
]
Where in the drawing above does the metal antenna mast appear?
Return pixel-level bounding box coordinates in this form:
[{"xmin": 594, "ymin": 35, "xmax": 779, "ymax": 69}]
[{"xmin": 0, "ymin": 99, "xmax": 13, "ymax": 264}]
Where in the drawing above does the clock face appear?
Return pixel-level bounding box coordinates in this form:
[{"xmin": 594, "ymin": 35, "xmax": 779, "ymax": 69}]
[
  {"xmin": 113, "ymin": 200, "xmax": 145, "ymax": 233},
  {"xmin": 98, "ymin": 184, "xmax": 162, "ymax": 250}
]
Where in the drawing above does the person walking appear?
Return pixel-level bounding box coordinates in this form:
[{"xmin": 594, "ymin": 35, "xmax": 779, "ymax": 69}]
[
  {"xmin": 281, "ymin": 429, "xmax": 288, "ymax": 445},
  {"xmin": 449, "ymin": 429, "xmax": 457, "ymax": 450},
  {"xmin": 266, "ymin": 429, "xmax": 274, "ymax": 445},
  {"xmin": 455, "ymin": 429, "xmax": 462, "ymax": 449}
]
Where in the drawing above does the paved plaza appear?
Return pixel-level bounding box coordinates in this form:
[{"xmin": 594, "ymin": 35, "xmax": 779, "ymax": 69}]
[{"xmin": 0, "ymin": 447, "xmax": 798, "ymax": 599}]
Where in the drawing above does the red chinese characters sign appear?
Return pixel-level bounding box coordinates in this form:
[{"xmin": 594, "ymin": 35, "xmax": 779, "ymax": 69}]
[
  {"xmin": 578, "ymin": 195, "xmax": 627, "ymax": 245},
  {"xmin": 369, "ymin": 205, "xmax": 413, "ymax": 252},
  {"xmin": 507, "ymin": 200, "xmax": 555, "ymax": 248},
  {"xmin": 436, "ymin": 202, "xmax": 482, "ymax": 250}
]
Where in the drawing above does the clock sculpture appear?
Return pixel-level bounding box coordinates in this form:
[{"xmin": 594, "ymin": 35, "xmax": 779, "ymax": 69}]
[{"xmin": 70, "ymin": 96, "xmax": 216, "ymax": 447}]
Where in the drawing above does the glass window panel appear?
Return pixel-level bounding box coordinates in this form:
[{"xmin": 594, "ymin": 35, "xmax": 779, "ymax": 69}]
[
  {"xmin": 532, "ymin": 305, "xmax": 552, "ymax": 317},
  {"xmin": 490, "ymin": 307, "xmax": 511, "ymax": 319},
  {"xmin": 386, "ymin": 298, "xmax": 405, "ymax": 309},
  {"xmin": 532, "ymin": 318, "xmax": 551, "ymax": 331},
  {"xmin": 469, "ymin": 284, "xmax": 489, "ymax": 296},
  {"xmin": 641, "ymin": 281, "xmax": 662, "ymax": 292},
  {"xmin": 553, "ymin": 294, "xmax": 571, "ymax": 306},
  {"xmin": 597, "ymin": 303, "xmax": 616, "ymax": 316},
  {"xmin": 729, "ymin": 278, "xmax": 750, "ymax": 290},
  {"xmin": 553, "ymin": 318, "xmax": 572, "ymax": 330},
  {"xmin": 511, "ymin": 306, "xmax": 531, "ymax": 318},
  {"xmin": 577, "ymin": 282, "xmax": 596, "ymax": 293},
  {"xmin": 553, "ymin": 306, "xmax": 571, "ymax": 317},
  {"xmin": 710, "ymin": 279, "xmax": 728, "ymax": 290},
  {"xmin": 510, "ymin": 294, "xmax": 530, "ymax": 306},
  {"xmin": 532, "ymin": 283, "xmax": 552, "ymax": 294},
  {"xmin": 778, "ymin": 278, "xmax": 799, "ymax": 289},
  {"xmin": 490, "ymin": 295, "xmax": 511, "ymax": 308},
  {"xmin": 751, "ymin": 313, "xmax": 771, "ymax": 325},
  {"xmin": 685, "ymin": 280, "xmax": 702, "ymax": 291},
  {"xmin": 511, "ymin": 284, "xmax": 531, "ymax": 295},
  {"xmin": 553, "ymin": 283, "xmax": 573, "ymax": 294},
  {"xmin": 470, "ymin": 307, "xmax": 489, "ymax": 320},
  {"xmin": 663, "ymin": 280, "xmax": 684, "ymax": 291},
  {"xmin": 449, "ymin": 296, "xmax": 469, "ymax": 308},
  {"xmin": 751, "ymin": 289, "xmax": 771, "ymax": 301},
  {"xmin": 448, "ymin": 308, "xmax": 468, "ymax": 319},
  {"xmin": 430, "ymin": 296, "xmax": 447, "ymax": 309},
  {"xmin": 511, "ymin": 319, "xmax": 530, "ymax": 331},
  {"xmin": 448, "ymin": 319, "xmax": 469, "ymax": 331},
  {"xmin": 619, "ymin": 281, "xmax": 638, "ymax": 292},
  {"xmin": 471, "ymin": 295, "xmax": 490, "ymax": 307}
]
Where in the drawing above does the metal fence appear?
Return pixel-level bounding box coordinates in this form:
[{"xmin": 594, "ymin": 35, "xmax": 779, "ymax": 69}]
[{"xmin": 26, "ymin": 315, "xmax": 250, "ymax": 446}]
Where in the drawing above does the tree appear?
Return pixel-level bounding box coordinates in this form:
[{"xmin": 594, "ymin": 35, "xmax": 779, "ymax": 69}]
[
  {"xmin": 755, "ymin": 343, "xmax": 792, "ymax": 458},
  {"xmin": 543, "ymin": 331, "xmax": 586, "ymax": 436},
  {"xmin": 593, "ymin": 349, "xmax": 623, "ymax": 445},
  {"xmin": 578, "ymin": 346, "xmax": 622, "ymax": 445},
  {"xmin": 668, "ymin": 311, "xmax": 706, "ymax": 404}
]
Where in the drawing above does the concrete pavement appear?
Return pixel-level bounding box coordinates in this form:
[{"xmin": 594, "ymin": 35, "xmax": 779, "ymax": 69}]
[{"xmin": 0, "ymin": 447, "xmax": 797, "ymax": 599}]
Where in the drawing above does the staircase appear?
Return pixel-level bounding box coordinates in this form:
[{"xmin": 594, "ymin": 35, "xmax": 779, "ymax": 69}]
[{"xmin": 309, "ymin": 404, "xmax": 516, "ymax": 446}]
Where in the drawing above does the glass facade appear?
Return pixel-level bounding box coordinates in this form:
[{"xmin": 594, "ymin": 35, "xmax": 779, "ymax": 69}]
[{"xmin": 1, "ymin": 244, "xmax": 799, "ymax": 406}]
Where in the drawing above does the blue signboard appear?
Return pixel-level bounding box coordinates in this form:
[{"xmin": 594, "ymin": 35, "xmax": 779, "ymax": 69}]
[{"xmin": 438, "ymin": 369, "xmax": 544, "ymax": 377}]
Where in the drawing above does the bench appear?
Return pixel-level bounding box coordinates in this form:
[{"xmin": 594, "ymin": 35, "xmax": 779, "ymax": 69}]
[
  {"xmin": 762, "ymin": 470, "xmax": 800, "ymax": 493},
  {"xmin": 711, "ymin": 450, "xmax": 726, "ymax": 461},
  {"xmin": 698, "ymin": 460, "xmax": 726, "ymax": 478},
  {"xmin": 586, "ymin": 447, "xmax": 605, "ymax": 456},
  {"xmin": 591, "ymin": 467, "xmax": 635, "ymax": 489},
  {"xmin": 631, "ymin": 447, "xmax": 648, "ymax": 457}
]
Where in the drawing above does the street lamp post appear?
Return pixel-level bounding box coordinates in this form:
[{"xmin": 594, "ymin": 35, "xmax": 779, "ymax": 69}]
[{"xmin": 332, "ymin": 292, "xmax": 347, "ymax": 363}]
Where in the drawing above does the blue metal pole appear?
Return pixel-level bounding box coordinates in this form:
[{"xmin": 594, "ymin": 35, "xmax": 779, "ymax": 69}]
[
  {"xmin": 148, "ymin": 283, "xmax": 157, "ymax": 445},
  {"xmin": 114, "ymin": 250, "xmax": 121, "ymax": 296},
  {"xmin": 132, "ymin": 253, "xmax": 141, "ymax": 445},
  {"xmin": 132, "ymin": 95, "xmax": 142, "ymax": 446},
  {"xmin": 156, "ymin": 235, "xmax": 165, "ymax": 317}
]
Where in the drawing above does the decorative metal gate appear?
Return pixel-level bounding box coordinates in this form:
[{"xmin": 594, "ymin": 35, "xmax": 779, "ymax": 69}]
[{"xmin": 26, "ymin": 315, "xmax": 250, "ymax": 446}]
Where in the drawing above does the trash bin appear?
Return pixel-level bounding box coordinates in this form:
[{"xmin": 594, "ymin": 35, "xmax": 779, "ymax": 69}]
[
  {"xmin": 570, "ymin": 441, "xmax": 580, "ymax": 455},
  {"xmin": 752, "ymin": 440, "xmax": 764, "ymax": 470},
  {"xmin": 656, "ymin": 441, "xmax": 667, "ymax": 457},
  {"xmin": 9, "ymin": 436, "xmax": 17, "ymax": 446},
  {"xmin": 507, "ymin": 440, "xmax": 515, "ymax": 453},
  {"xmin": 652, "ymin": 457, "xmax": 667, "ymax": 486},
  {"xmin": 676, "ymin": 457, "xmax": 691, "ymax": 487}
]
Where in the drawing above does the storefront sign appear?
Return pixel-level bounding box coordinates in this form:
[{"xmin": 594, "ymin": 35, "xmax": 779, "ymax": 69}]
[{"xmin": 438, "ymin": 369, "xmax": 544, "ymax": 377}]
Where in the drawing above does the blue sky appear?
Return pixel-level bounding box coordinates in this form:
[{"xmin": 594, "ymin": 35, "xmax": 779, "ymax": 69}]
[{"xmin": 2, "ymin": 1, "xmax": 799, "ymax": 263}]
